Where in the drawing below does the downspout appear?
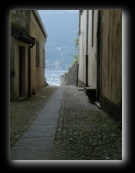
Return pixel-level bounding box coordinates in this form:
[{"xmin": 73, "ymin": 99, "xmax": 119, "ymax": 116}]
[
  {"xmin": 96, "ymin": 10, "xmax": 101, "ymax": 103},
  {"xmin": 28, "ymin": 11, "xmax": 35, "ymax": 97},
  {"xmin": 77, "ymin": 11, "xmax": 81, "ymax": 86},
  {"xmin": 28, "ymin": 47, "xmax": 30, "ymax": 97},
  {"xmin": 100, "ymin": 10, "xmax": 102, "ymax": 106},
  {"xmin": 28, "ymin": 11, "xmax": 31, "ymax": 97},
  {"xmin": 86, "ymin": 10, "xmax": 89, "ymax": 87},
  {"xmin": 28, "ymin": 43, "xmax": 35, "ymax": 97}
]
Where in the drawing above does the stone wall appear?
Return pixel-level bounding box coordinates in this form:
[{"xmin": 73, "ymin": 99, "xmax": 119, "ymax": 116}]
[{"xmin": 60, "ymin": 61, "xmax": 78, "ymax": 86}]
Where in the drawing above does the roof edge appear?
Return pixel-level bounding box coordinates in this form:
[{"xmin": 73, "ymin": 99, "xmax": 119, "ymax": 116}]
[{"xmin": 32, "ymin": 10, "xmax": 47, "ymax": 40}]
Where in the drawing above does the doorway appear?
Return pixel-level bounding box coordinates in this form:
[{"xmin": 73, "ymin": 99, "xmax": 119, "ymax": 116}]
[{"xmin": 19, "ymin": 46, "xmax": 25, "ymax": 97}]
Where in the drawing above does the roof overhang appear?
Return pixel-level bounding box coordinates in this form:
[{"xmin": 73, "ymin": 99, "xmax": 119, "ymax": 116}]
[{"xmin": 12, "ymin": 29, "xmax": 35, "ymax": 46}]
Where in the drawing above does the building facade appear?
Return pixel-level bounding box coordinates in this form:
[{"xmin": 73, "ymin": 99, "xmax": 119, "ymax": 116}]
[
  {"xmin": 100, "ymin": 10, "xmax": 122, "ymax": 121},
  {"xmin": 10, "ymin": 10, "xmax": 47, "ymax": 101},
  {"xmin": 77, "ymin": 10, "xmax": 122, "ymax": 122},
  {"xmin": 78, "ymin": 10, "xmax": 98, "ymax": 88}
]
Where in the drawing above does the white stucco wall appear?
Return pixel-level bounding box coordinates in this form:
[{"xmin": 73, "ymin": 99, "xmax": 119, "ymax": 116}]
[
  {"xmin": 88, "ymin": 10, "xmax": 98, "ymax": 87},
  {"xmin": 78, "ymin": 10, "xmax": 87, "ymax": 85},
  {"xmin": 78, "ymin": 10, "xmax": 98, "ymax": 88}
]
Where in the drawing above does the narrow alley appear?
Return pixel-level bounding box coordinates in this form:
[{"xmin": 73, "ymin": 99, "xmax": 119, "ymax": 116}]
[
  {"xmin": 10, "ymin": 10, "xmax": 122, "ymax": 161},
  {"xmin": 10, "ymin": 86, "xmax": 122, "ymax": 160}
]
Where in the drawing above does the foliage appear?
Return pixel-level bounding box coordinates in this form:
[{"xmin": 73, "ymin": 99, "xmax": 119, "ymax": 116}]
[
  {"xmin": 71, "ymin": 54, "xmax": 78, "ymax": 67},
  {"xmin": 71, "ymin": 38, "xmax": 79, "ymax": 67},
  {"xmin": 74, "ymin": 38, "xmax": 78, "ymax": 48}
]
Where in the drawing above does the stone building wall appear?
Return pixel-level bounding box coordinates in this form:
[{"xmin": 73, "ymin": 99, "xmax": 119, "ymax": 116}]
[{"xmin": 60, "ymin": 61, "xmax": 78, "ymax": 86}]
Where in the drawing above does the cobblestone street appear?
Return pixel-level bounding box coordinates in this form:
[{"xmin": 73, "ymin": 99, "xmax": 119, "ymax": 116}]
[
  {"xmin": 47, "ymin": 86, "xmax": 122, "ymax": 160},
  {"xmin": 10, "ymin": 86, "xmax": 122, "ymax": 160}
]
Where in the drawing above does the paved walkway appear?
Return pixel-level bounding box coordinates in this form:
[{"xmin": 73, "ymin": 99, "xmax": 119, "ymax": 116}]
[
  {"xmin": 10, "ymin": 87, "xmax": 65, "ymax": 160},
  {"xmin": 48, "ymin": 86, "xmax": 122, "ymax": 160},
  {"xmin": 10, "ymin": 86, "xmax": 122, "ymax": 160}
]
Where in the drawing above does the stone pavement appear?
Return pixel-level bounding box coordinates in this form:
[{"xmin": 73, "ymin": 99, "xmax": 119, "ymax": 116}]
[
  {"xmin": 48, "ymin": 86, "xmax": 122, "ymax": 160},
  {"xmin": 10, "ymin": 86, "xmax": 57, "ymax": 149},
  {"xmin": 10, "ymin": 86, "xmax": 122, "ymax": 160},
  {"xmin": 10, "ymin": 87, "xmax": 64, "ymax": 160}
]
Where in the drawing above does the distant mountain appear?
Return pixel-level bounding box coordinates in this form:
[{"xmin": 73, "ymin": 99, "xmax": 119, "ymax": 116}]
[{"xmin": 38, "ymin": 10, "xmax": 79, "ymax": 70}]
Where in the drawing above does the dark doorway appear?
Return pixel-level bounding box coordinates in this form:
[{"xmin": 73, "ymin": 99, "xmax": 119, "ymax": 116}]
[{"xmin": 19, "ymin": 46, "xmax": 25, "ymax": 97}]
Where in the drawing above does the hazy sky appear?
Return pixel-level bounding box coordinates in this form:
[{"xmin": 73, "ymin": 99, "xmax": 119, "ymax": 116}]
[
  {"xmin": 37, "ymin": 10, "xmax": 79, "ymax": 70},
  {"xmin": 38, "ymin": 10, "xmax": 79, "ymax": 19}
]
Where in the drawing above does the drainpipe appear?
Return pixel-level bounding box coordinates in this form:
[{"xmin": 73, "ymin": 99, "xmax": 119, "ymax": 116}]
[
  {"xmin": 77, "ymin": 11, "xmax": 81, "ymax": 86},
  {"xmin": 86, "ymin": 10, "xmax": 89, "ymax": 87},
  {"xmin": 28, "ymin": 43, "xmax": 35, "ymax": 97}
]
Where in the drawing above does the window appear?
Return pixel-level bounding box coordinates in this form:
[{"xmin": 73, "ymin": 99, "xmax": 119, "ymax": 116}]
[
  {"xmin": 19, "ymin": 46, "xmax": 25, "ymax": 97},
  {"xmin": 36, "ymin": 40, "xmax": 40, "ymax": 67},
  {"xmin": 92, "ymin": 10, "xmax": 94, "ymax": 47}
]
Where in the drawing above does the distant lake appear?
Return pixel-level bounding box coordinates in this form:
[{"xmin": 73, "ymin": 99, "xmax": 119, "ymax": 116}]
[{"xmin": 45, "ymin": 69, "xmax": 68, "ymax": 86}]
